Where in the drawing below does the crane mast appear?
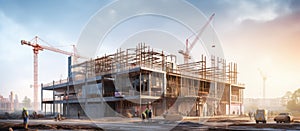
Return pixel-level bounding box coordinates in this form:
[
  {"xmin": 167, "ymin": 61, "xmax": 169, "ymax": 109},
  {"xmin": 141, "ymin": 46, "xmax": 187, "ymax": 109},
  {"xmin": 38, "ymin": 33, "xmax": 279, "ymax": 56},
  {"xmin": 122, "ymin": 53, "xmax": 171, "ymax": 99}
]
[
  {"xmin": 258, "ymin": 68, "xmax": 267, "ymax": 101},
  {"xmin": 21, "ymin": 36, "xmax": 81, "ymax": 111}
]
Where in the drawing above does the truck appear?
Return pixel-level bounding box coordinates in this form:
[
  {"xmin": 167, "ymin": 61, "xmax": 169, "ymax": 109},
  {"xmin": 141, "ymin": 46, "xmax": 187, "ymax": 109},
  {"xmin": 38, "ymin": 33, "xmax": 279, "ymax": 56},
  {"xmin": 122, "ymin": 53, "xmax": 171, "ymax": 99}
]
[{"xmin": 255, "ymin": 109, "xmax": 268, "ymax": 124}]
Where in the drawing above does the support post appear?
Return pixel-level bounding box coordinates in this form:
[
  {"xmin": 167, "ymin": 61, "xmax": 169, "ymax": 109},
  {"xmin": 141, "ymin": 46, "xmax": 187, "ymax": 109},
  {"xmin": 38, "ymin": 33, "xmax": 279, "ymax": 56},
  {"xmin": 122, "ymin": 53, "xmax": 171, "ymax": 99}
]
[
  {"xmin": 139, "ymin": 70, "xmax": 142, "ymax": 116},
  {"xmin": 44, "ymin": 103, "xmax": 46, "ymax": 116},
  {"xmin": 67, "ymin": 77, "xmax": 70, "ymax": 117},
  {"xmin": 59, "ymin": 96, "xmax": 61, "ymax": 114},
  {"xmin": 53, "ymin": 80, "xmax": 55, "ymax": 115},
  {"xmin": 148, "ymin": 73, "xmax": 151, "ymax": 96},
  {"xmin": 50, "ymin": 104, "xmax": 52, "ymax": 115},
  {"xmin": 41, "ymin": 83, "xmax": 43, "ymax": 111},
  {"xmin": 229, "ymin": 85, "xmax": 232, "ymax": 115},
  {"xmin": 163, "ymin": 73, "xmax": 167, "ymax": 113}
]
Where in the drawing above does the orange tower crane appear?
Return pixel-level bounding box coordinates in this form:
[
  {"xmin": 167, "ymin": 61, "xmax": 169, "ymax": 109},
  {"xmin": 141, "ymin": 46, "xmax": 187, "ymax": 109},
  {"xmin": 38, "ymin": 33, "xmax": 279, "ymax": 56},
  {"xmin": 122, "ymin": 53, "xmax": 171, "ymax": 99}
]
[
  {"xmin": 179, "ymin": 13, "xmax": 215, "ymax": 64},
  {"xmin": 21, "ymin": 36, "xmax": 82, "ymax": 111}
]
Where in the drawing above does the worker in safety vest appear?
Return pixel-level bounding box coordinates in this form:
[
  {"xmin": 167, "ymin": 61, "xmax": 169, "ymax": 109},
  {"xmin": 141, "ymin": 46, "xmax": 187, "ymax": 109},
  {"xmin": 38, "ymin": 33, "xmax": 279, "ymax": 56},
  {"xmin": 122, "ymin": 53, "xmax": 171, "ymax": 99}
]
[
  {"xmin": 22, "ymin": 107, "xmax": 29, "ymax": 129},
  {"xmin": 141, "ymin": 111, "xmax": 146, "ymax": 121},
  {"xmin": 144, "ymin": 107, "xmax": 149, "ymax": 118},
  {"xmin": 144, "ymin": 107, "xmax": 150, "ymax": 122}
]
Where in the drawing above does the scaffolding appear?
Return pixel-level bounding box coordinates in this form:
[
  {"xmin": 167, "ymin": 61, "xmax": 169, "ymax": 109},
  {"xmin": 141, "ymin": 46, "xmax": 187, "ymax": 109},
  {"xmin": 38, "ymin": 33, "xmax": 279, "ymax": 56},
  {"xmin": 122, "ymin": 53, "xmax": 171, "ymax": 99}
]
[
  {"xmin": 70, "ymin": 43, "xmax": 240, "ymax": 85},
  {"xmin": 41, "ymin": 43, "xmax": 245, "ymax": 117}
]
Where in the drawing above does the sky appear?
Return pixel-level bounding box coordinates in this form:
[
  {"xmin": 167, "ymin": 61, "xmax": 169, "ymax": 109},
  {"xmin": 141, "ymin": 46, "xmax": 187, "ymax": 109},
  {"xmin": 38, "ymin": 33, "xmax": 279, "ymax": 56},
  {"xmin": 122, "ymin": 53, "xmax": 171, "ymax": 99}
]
[{"xmin": 0, "ymin": 0, "xmax": 299, "ymax": 103}]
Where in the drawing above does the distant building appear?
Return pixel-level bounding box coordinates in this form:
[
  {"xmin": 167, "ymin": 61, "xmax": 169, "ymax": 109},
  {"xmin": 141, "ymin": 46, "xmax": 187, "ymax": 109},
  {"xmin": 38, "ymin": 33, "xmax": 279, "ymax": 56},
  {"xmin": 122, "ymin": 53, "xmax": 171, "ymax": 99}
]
[
  {"xmin": 244, "ymin": 98, "xmax": 285, "ymax": 112},
  {"xmin": 0, "ymin": 95, "xmax": 10, "ymax": 112},
  {"xmin": 9, "ymin": 92, "xmax": 14, "ymax": 111},
  {"xmin": 0, "ymin": 91, "xmax": 19, "ymax": 112},
  {"xmin": 14, "ymin": 94, "xmax": 19, "ymax": 111}
]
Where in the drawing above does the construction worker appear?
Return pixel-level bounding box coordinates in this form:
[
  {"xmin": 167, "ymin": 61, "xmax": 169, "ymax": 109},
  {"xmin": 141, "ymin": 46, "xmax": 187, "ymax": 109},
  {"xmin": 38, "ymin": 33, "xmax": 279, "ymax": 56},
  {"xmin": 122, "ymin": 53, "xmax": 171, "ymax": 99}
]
[
  {"xmin": 148, "ymin": 109, "xmax": 152, "ymax": 122},
  {"xmin": 32, "ymin": 111, "xmax": 37, "ymax": 119},
  {"xmin": 22, "ymin": 107, "xmax": 29, "ymax": 129},
  {"xmin": 248, "ymin": 112, "xmax": 252, "ymax": 120},
  {"xmin": 144, "ymin": 107, "xmax": 149, "ymax": 122},
  {"xmin": 141, "ymin": 111, "xmax": 146, "ymax": 122},
  {"xmin": 77, "ymin": 110, "xmax": 80, "ymax": 119},
  {"xmin": 55, "ymin": 113, "xmax": 62, "ymax": 121}
]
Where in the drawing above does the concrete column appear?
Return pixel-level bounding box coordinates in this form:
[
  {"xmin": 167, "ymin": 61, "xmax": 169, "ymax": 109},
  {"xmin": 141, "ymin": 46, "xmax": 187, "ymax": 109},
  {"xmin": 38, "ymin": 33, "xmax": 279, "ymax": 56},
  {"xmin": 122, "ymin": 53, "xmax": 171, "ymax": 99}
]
[
  {"xmin": 41, "ymin": 83, "xmax": 43, "ymax": 111},
  {"xmin": 163, "ymin": 73, "xmax": 167, "ymax": 97},
  {"xmin": 101, "ymin": 77, "xmax": 104, "ymax": 96},
  {"xmin": 50, "ymin": 104, "xmax": 52, "ymax": 115},
  {"xmin": 163, "ymin": 72, "xmax": 167, "ymax": 112},
  {"xmin": 53, "ymin": 80, "xmax": 55, "ymax": 115},
  {"xmin": 44, "ymin": 103, "xmax": 46, "ymax": 116},
  {"xmin": 214, "ymin": 82, "xmax": 218, "ymax": 115},
  {"xmin": 139, "ymin": 71, "xmax": 142, "ymax": 116},
  {"xmin": 67, "ymin": 77, "xmax": 69, "ymax": 117},
  {"xmin": 240, "ymin": 89, "xmax": 243, "ymax": 115},
  {"xmin": 84, "ymin": 62, "xmax": 88, "ymax": 107},
  {"xmin": 229, "ymin": 85, "xmax": 232, "ymax": 115},
  {"xmin": 120, "ymin": 100, "xmax": 123, "ymax": 114},
  {"xmin": 148, "ymin": 73, "xmax": 151, "ymax": 96},
  {"xmin": 59, "ymin": 96, "xmax": 62, "ymax": 114},
  {"xmin": 56, "ymin": 103, "xmax": 58, "ymax": 114}
]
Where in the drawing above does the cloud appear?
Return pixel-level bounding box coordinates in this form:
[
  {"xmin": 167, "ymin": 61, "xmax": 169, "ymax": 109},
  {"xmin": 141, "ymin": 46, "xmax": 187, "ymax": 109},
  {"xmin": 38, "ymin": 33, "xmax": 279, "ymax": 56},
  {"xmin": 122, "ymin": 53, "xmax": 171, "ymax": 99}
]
[
  {"xmin": 186, "ymin": 0, "xmax": 293, "ymax": 37},
  {"xmin": 220, "ymin": 6, "xmax": 300, "ymax": 98},
  {"xmin": 289, "ymin": 0, "xmax": 300, "ymax": 11},
  {"xmin": 232, "ymin": 0, "xmax": 291, "ymax": 23}
]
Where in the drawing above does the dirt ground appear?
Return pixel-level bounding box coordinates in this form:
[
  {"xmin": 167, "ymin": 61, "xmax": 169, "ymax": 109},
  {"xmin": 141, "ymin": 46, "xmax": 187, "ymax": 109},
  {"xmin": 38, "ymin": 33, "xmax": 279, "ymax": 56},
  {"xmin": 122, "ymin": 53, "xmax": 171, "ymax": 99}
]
[
  {"xmin": 1, "ymin": 116, "xmax": 300, "ymax": 131},
  {"xmin": 0, "ymin": 122, "xmax": 103, "ymax": 131}
]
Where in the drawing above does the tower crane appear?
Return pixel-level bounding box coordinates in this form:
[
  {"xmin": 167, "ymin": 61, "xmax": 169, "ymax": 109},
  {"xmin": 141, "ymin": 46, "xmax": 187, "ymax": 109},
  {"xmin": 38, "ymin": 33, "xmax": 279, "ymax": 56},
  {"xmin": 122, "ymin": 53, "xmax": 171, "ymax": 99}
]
[
  {"xmin": 21, "ymin": 36, "xmax": 83, "ymax": 111},
  {"xmin": 179, "ymin": 13, "xmax": 215, "ymax": 64},
  {"xmin": 258, "ymin": 68, "xmax": 268, "ymax": 100}
]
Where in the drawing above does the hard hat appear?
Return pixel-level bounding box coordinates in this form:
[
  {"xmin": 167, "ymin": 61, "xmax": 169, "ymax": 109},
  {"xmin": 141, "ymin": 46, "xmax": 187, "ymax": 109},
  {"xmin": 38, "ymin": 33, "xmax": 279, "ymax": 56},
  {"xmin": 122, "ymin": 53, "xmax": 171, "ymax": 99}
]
[{"xmin": 23, "ymin": 107, "xmax": 26, "ymax": 110}]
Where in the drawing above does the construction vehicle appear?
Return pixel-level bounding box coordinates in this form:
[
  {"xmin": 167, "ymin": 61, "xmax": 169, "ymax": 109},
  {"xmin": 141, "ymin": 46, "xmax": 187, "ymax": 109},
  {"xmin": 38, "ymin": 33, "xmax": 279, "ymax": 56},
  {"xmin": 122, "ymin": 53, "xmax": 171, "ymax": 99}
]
[{"xmin": 255, "ymin": 109, "xmax": 268, "ymax": 124}]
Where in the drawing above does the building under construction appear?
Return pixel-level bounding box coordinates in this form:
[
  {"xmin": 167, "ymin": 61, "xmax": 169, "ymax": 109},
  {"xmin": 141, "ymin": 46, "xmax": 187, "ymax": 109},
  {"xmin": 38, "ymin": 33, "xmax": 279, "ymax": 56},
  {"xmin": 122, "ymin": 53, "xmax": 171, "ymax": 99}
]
[{"xmin": 41, "ymin": 44, "xmax": 245, "ymax": 118}]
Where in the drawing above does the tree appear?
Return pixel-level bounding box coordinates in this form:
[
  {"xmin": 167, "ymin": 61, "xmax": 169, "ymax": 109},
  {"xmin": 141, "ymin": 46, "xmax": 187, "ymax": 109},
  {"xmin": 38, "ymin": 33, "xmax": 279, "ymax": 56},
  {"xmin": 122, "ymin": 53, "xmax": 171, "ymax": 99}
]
[
  {"xmin": 283, "ymin": 91, "xmax": 293, "ymax": 98},
  {"xmin": 282, "ymin": 91, "xmax": 293, "ymax": 106},
  {"xmin": 22, "ymin": 96, "xmax": 31, "ymax": 109},
  {"xmin": 287, "ymin": 89, "xmax": 300, "ymax": 111},
  {"xmin": 287, "ymin": 100, "xmax": 299, "ymax": 111},
  {"xmin": 245, "ymin": 103, "xmax": 258, "ymax": 112}
]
